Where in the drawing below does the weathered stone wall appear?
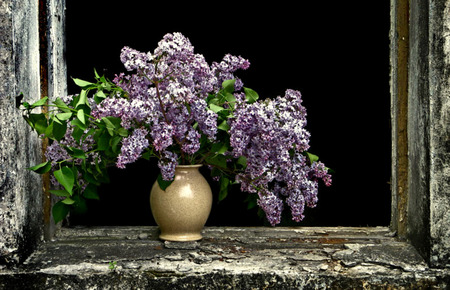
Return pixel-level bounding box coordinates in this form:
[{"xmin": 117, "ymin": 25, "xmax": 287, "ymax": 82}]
[
  {"xmin": 43, "ymin": 0, "xmax": 67, "ymax": 240},
  {"xmin": 0, "ymin": 0, "xmax": 67, "ymax": 265},
  {"xmin": 429, "ymin": 0, "xmax": 450, "ymax": 268},
  {"xmin": 0, "ymin": 0, "xmax": 44, "ymax": 265},
  {"xmin": 407, "ymin": 0, "xmax": 432, "ymax": 263},
  {"xmin": 391, "ymin": 0, "xmax": 450, "ymax": 268}
]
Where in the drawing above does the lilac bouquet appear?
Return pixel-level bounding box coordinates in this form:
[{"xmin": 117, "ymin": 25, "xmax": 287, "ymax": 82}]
[{"xmin": 22, "ymin": 32, "xmax": 331, "ymax": 225}]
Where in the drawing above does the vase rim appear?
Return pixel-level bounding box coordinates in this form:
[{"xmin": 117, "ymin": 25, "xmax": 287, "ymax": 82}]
[{"xmin": 175, "ymin": 164, "xmax": 202, "ymax": 169}]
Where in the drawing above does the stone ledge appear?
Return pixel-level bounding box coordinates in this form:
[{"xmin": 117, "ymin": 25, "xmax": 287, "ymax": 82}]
[{"xmin": 1, "ymin": 226, "xmax": 449, "ymax": 289}]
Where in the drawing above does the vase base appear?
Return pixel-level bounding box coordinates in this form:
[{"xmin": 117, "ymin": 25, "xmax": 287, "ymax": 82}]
[{"xmin": 159, "ymin": 233, "xmax": 203, "ymax": 242}]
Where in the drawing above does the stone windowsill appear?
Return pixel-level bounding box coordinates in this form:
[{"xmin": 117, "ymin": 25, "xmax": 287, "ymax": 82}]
[{"xmin": 1, "ymin": 226, "xmax": 449, "ymax": 289}]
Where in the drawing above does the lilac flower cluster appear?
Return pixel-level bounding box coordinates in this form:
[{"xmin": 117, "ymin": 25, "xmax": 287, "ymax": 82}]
[
  {"xmin": 40, "ymin": 32, "xmax": 332, "ymax": 226},
  {"xmin": 116, "ymin": 128, "xmax": 149, "ymax": 169},
  {"xmin": 229, "ymin": 89, "xmax": 332, "ymax": 225},
  {"xmin": 211, "ymin": 54, "xmax": 250, "ymax": 92},
  {"xmin": 45, "ymin": 125, "xmax": 97, "ymax": 189},
  {"xmin": 96, "ymin": 32, "xmax": 249, "ymax": 180}
]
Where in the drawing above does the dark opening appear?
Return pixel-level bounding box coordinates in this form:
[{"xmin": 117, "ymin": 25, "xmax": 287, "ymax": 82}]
[{"xmin": 65, "ymin": 1, "xmax": 391, "ymax": 227}]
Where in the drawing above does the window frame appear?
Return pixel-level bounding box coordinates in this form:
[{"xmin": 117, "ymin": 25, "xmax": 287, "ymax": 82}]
[{"xmin": 38, "ymin": 0, "xmax": 436, "ymax": 266}]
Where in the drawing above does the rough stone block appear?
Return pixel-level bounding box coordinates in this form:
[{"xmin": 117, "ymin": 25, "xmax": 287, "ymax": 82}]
[
  {"xmin": 1, "ymin": 227, "xmax": 448, "ymax": 289},
  {"xmin": 0, "ymin": 0, "xmax": 44, "ymax": 265}
]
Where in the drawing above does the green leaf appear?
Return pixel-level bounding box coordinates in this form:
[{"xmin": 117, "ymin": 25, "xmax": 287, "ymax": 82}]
[
  {"xmin": 67, "ymin": 147, "xmax": 86, "ymax": 159},
  {"xmin": 217, "ymin": 120, "xmax": 230, "ymax": 131},
  {"xmin": 52, "ymin": 120, "xmax": 67, "ymax": 141},
  {"xmin": 48, "ymin": 189, "xmax": 71, "ymax": 197},
  {"xmin": 244, "ymin": 194, "xmax": 258, "ymax": 210},
  {"xmin": 236, "ymin": 156, "xmax": 247, "ymax": 168},
  {"xmin": 102, "ymin": 117, "xmax": 117, "ymax": 136},
  {"xmin": 30, "ymin": 97, "xmax": 48, "ymax": 108},
  {"xmin": 83, "ymin": 184, "xmax": 99, "ymax": 200},
  {"xmin": 72, "ymin": 78, "xmax": 94, "ymax": 88},
  {"xmin": 76, "ymin": 90, "xmax": 88, "ymax": 109},
  {"xmin": 94, "ymin": 68, "xmax": 100, "ymax": 79},
  {"xmin": 22, "ymin": 102, "xmax": 30, "ymax": 110},
  {"xmin": 218, "ymin": 176, "xmax": 230, "ymax": 201},
  {"xmin": 61, "ymin": 197, "xmax": 75, "ymax": 205},
  {"xmin": 117, "ymin": 128, "xmax": 129, "ymax": 137},
  {"xmin": 157, "ymin": 173, "xmax": 173, "ymax": 191},
  {"xmin": 72, "ymin": 126, "xmax": 84, "ymax": 142},
  {"xmin": 211, "ymin": 142, "xmax": 229, "ymax": 154},
  {"xmin": 94, "ymin": 90, "xmax": 107, "ymax": 103},
  {"xmin": 53, "ymin": 166, "xmax": 75, "ymax": 195},
  {"xmin": 110, "ymin": 136, "xmax": 122, "ymax": 154},
  {"xmin": 209, "ymin": 103, "xmax": 224, "ymax": 113},
  {"xmin": 103, "ymin": 116, "xmax": 122, "ymax": 127},
  {"xmin": 45, "ymin": 121, "xmax": 54, "ymax": 137},
  {"xmin": 305, "ymin": 152, "xmax": 319, "ymax": 163},
  {"xmin": 51, "ymin": 115, "xmax": 63, "ymax": 125},
  {"xmin": 77, "ymin": 109, "xmax": 85, "ymax": 124},
  {"xmin": 52, "ymin": 200, "xmax": 70, "ymax": 224},
  {"xmin": 83, "ymin": 171, "xmax": 101, "ymax": 186},
  {"xmin": 206, "ymin": 154, "xmax": 227, "ymax": 169},
  {"xmin": 244, "ymin": 87, "xmax": 259, "ymax": 104},
  {"xmin": 56, "ymin": 112, "xmax": 72, "ymax": 121},
  {"xmin": 29, "ymin": 113, "xmax": 48, "ymax": 135},
  {"xmin": 71, "ymin": 117, "xmax": 87, "ymax": 131},
  {"xmin": 53, "ymin": 98, "xmax": 71, "ymax": 113},
  {"xmin": 222, "ymin": 79, "xmax": 236, "ymax": 93},
  {"xmin": 28, "ymin": 161, "xmax": 52, "ymax": 174},
  {"xmin": 141, "ymin": 150, "xmax": 151, "ymax": 160},
  {"xmin": 97, "ymin": 132, "xmax": 111, "ymax": 151},
  {"xmin": 224, "ymin": 92, "xmax": 236, "ymax": 109},
  {"xmin": 72, "ymin": 194, "xmax": 87, "ymax": 215}
]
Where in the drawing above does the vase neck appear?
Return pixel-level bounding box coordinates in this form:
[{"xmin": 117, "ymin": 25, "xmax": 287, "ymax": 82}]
[{"xmin": 175, "ymin": 164, "xmax": 202, "ymax": 174}]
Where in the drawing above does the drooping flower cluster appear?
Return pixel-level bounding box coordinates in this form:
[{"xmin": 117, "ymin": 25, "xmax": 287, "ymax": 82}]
[
  {"xmin": 116, "ymin": 128, "xmax": 149, "ymax": 169},
  {"xmin": 229, "ymin": 89, "xmax": 332, "ymax": 225}
]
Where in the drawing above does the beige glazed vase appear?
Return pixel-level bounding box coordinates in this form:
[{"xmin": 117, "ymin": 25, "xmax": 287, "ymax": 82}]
[{"xmin": 150, "ymin": 164, "xmax": 212, "ymax": 241}]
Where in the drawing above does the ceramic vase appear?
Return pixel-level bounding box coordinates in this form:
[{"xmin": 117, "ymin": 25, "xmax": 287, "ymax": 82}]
[{"xmin": 150, "ymin": 165, "xmax": 212, "ymax": 241}]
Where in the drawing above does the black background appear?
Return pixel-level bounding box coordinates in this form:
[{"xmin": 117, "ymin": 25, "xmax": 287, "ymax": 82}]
[{"xmin": 66, "ymin": 2, "xmax": 391, "ymax": 227}]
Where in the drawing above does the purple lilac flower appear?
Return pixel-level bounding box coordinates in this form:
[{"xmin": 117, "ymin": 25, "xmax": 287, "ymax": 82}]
[
  {"xmin": 93, "ymin": 97, "xmax": 128, "ymax": 120},
  {"xmin": 310, "ymin": 161, "xmax": 332, "ymax": 187},
  {"xmin": 120, "ymin": 46, "xmax": 151, "ymax": 71},
  {"xmin": 211, "ymin": 54, "xmax": 250, "ymax": 91},
  {"xmin": 229, "ymin": 89, "xmax": 331, "ymax": 225},
  {"xmin": 150, "ymin": 118, "xmax": 174, "ymax": 151},
  {"xmin": 285, "ymin": 189, "xmax": 306, "ymax": 222},
  {"xmin": 181, "ymin": 128, "xmax": 201, "ymax": 154},
  {"xmin": 45, "ymin": 126, "xmax": 97, "ymax": 188},
  {"xmin": 109, "ymin": 32, "xmax": 249, "ymax": 163},
  {"xmin": 116, "ymin": 128, "xmax": 149, "ymax": 169},
  {"xmin": 191, "ymin": 99, "xmax": 217, "ymax": 141},
  {"xmin": 158, "ymin": 150, "xmax": 178, "ymax": 181},
  {"xmin": 257, "ymin": 190, "xmax": 284, "ymax": 226}
]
